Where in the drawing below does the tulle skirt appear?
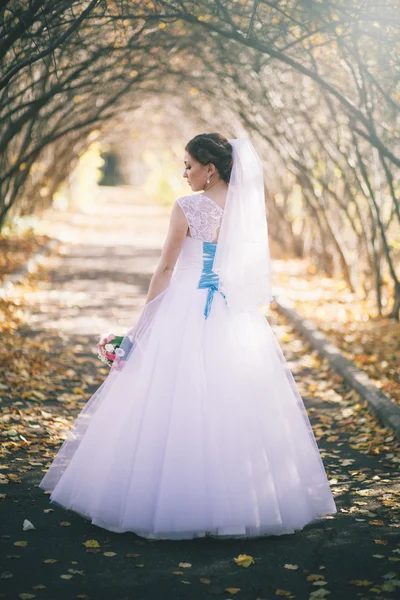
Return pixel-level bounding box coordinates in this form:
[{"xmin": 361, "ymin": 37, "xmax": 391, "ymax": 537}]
[{"xmin": 39, "ymin": 267, "xmax": 337, "ymax": 539}]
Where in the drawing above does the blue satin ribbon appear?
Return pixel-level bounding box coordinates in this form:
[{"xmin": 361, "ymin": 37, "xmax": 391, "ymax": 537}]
[{"xmin": 197, "ymin": 242, "xmax": 226, "ymax": 319}]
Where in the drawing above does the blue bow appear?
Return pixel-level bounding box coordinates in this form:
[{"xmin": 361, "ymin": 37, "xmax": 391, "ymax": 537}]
[
  {"xmin": 198, "ymin": 242, "xmax": 227, "ymax": 319},
  {"xmin": 203, "ymin": 284, "xmax": 227, "ymax": 319}
]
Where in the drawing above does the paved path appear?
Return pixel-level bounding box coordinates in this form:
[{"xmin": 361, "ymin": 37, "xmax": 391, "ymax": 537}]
[{"xmin": 1, "ymin": 188, "xmax": 399, "ymax": 600}]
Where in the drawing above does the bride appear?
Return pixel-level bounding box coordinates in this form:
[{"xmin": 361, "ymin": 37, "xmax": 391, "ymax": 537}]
[{"xmin": 39, "ymin": 133, "xmax": 337, "ymax": 540}]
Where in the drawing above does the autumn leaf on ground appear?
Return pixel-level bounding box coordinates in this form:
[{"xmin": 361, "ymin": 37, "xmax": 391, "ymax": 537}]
[
  {"xmin": 43, "ymin": 559, "xmax": 58, "ymax": 564},
  {"xmin": 307, "ymin": 575, "xmax": 325, "ymax": 582},
  {"xmin": 14, "ymin": 541, "xmax": 28, "ymax": 547},
  {"xmin": 234, "ymin": 553, "xmax": 255, "ymax": 567},
  {"xmin": 275, "ymin": 590, "xmax": 293, "ymax": 598},
  {"xmin": 348, "ymin": 580, "xmax": 373, "ymax": 587},
  {"xmin": 225, "ymin": 588, "xmax": 241, "ymax": 595},
  {"xmin": 178, "ymin": 562, "xmax": 192, "ymax": 568},
  {"xmin": 68, "ymin": 569, "xmax": 84, "ymax": 575},
  {"xmin": 284, "ymin": 564, "xmax": 299, "ymax": 570},
  {"xmin": 22, "ymin": 519, "xmax": 35, "ymax": 530},
  {"xmin": 83, "ymin": 539, "xmax": 100, "ymax": 548}
]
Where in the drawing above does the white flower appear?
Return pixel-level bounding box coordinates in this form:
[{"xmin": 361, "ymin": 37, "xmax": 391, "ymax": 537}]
[
  {"xmin": 104, "ymin": 343, "xmax": 114, "ymax": 352},
  {"xmin": 115, "ymin": 348, "xmax": 125, "ymax": 357}
]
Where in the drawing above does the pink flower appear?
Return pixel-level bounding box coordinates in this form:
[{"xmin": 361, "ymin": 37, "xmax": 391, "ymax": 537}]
[
  {"xmin": 105, "ymin": 351, "xmax": 115, "ymax": 360},
  {"xmin": 113, "ymin": 358, "xmax": 125, "ymax": 371},
  {"xmin": 108, "ymin": 334, "xmax": 116, "ymax": 341}
]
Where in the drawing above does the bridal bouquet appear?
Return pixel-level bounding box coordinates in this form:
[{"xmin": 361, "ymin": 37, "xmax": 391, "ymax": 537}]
[{"xmin": 97, "ymin": 333, "xmax": 126, "ymax": 369}]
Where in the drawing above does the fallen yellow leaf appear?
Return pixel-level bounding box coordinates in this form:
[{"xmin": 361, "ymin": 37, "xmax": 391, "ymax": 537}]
[
  {"xmin": 225, "ymin": 588, "xmax": 241, "ymax": 595},
  {"xmin": 14, "ymin": 541, "xmax": 28, "ymax": 547},
  {"xmin": 307, "ymin": 575, "xmax": 325, "ymax": 582},
  {"xmin": 349, "ymin": 580, "xmax": 373, "ymax": 587},
  {"xmin": 103, "ymin": 552, "xmax": 117, "ymax": 557},
  {"xmin": 83, "ymin": 539, "xmax": 100, "ymax": 548},
  {"xmin": 233, "ymin": 553, "xmax": 255, "ymax": 567}
]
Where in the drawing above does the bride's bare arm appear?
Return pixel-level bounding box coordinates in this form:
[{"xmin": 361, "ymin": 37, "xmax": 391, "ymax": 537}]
[{"xmin": 145, "ymin": 201, "xmax": 188, "ymax": 303}]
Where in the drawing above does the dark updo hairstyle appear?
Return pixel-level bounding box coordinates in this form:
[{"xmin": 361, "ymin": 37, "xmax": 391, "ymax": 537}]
[{"xmin": 185, "ymin": 133, "xmax": 233, "ymax": 184}]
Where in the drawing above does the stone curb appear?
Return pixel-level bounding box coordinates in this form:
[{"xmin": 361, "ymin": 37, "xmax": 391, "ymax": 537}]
[
  {"xmin": 274, "ymin": 295, "xmax": 400, "ymax": 441},
  {"xmin": 0, "ymin": 238, "xmax": 61, "ymax": 295}
]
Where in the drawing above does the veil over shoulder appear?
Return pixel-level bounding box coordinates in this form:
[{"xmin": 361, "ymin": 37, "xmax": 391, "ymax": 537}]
[{"xmin": 213, "ymin": 138, "xmax": 273, "ymax": 311}]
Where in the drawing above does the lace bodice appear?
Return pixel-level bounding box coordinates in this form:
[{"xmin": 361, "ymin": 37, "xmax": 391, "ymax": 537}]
[{"xmin": 176, "ymin": 194, "xmax": 224, "ymax": 242}]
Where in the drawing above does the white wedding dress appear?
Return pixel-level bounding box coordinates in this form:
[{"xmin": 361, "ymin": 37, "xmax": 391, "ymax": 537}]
[{"xmin": 39, "ymin": 193, "xmax": 337, "ymax": 540}]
